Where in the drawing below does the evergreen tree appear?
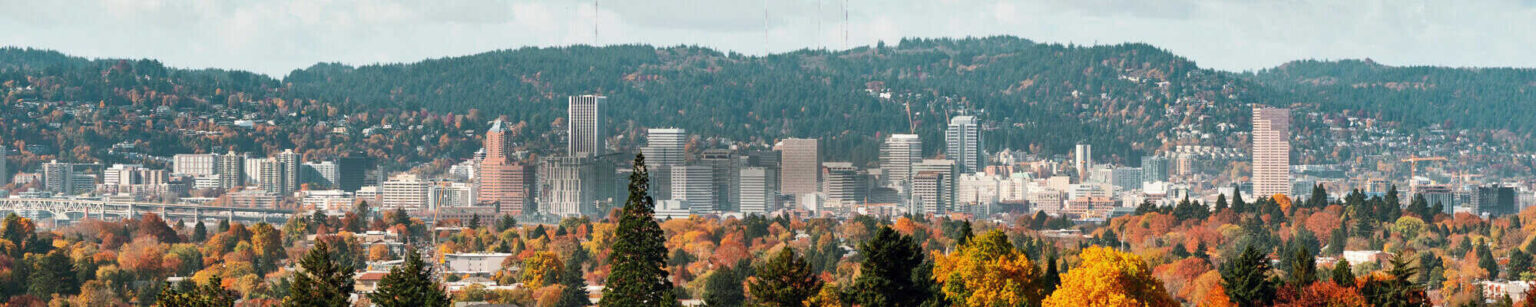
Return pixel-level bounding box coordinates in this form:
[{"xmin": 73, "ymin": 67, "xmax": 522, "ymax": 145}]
[
  {"xmin": 192, "ymin": 221, "xmax": 208, "ymax": 242},
  {"xmin": 218, "ymin": 218, "xmax": 230, "ymax": 233},
  {"xmin": 956, "ymin": 220, "xmax": 974, "ymax": 247},
  {"xmin": 348, "ymin": 201, "xmax": 370, "ymax": 232},
  {"xmin": 1478, "ymin": 240, "xmax": 1500, "ymax": 279},
  {"xmin": 1359, "ymin": 254, "xmax": 1428, "ymax": 306},
  {"xmin": 27, "ymin": 250, "xmax": 77, "ymax": 298},
  {"xmin": 555, "ymin": 256, "xmax": 592, "ymax": 307},
  {"xmin": 368, "ymin": 249, "xmax": 449, "ymax": 307},
  {"xmin": 495, "ymin": 214, "xmax": 518, "ymax": 232},
  {"xmin": 1214, "ymin": 194, "xmax": 1229, "ymax": 214},
  {"xmin": 849, "ymin": 226, "xmax": 927, "ymax": 306},
  {"xmin": 1231, "ymin": 184, "xmax": 1248, "ymax": 213},
  {"xmin": 1332, "ymin": 260, "xmax": 1355, "ymax": 286},
  {"xmin": 750, "ymin": 248, "xmax": 821, "ymax": 306},
  {"xmin": 702, "ymin": 268, "xmax": 745, "ymax": 306},
  {"xmin": 467, "ymin": 214, "xmax": 481, "ymax": 229},
  {"xmin": 283, "ymin": 241, "xmax": 355, "ymax": 307},
  {"xmin": 1406, "ymin": 194, "xmax": 1431, "ymax": 219},
  {"xmin": 1040, "ymin": 252, "xmax": 1061, "ymax": 296},
  {"xmin": 1307, "ymin": 184, "xmax": 1329, "ymax": 208},
  {"xmin": 601, "ymin": 154, "xmax": 678, "ymax": 306},
  {"xmin": 1221, "ymin": 245, "xmax": 1277, "ymax": 307},
  {"xmin": 1286, "ymin": 247, "xmax": 1317, "ymax": 288},
  {"xmin": 1510, "ymin": 250, "xmax": 1533, "ymax": 280},
  {"xmin": 1416, "ymin": 252, "xmax": 1444, "ymax": 287},
  {"xmin": 312, "ymin": 209, "xmax": 328, "ymax": 231}
]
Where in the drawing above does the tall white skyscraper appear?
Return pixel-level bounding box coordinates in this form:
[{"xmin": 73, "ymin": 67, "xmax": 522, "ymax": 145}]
[
  {"xmin": 739, "ymin": 167, "xmax": 771, "ymax": 215},
  {"xmin": 275, "ymin": 149, "xmax": 301, "ymax": 194},
  {"xmin": 945, "ymin": 116, "xmax": 983, "ymax": 173},
  {"xmin": 642, "ymin": 128, "xmax": 686, "ymax": 166},
  {"xmin": 778, "ymin": 138, "xmax": 820, "ymax": 197},
  {"xmin": 880, "ymin": 134, "xmax": 921, "ymax": 186},
  {"xmin": 671, "ymin": 165, "xmax": 715, "ymax": 212},
  {"xmin": 1074, "ymin": 143, "xmax": 1092, "ymax": 181},
  {"xmin": 1252, "ymin": 106, "xmax": 1292, "ymax": 198},
  {"xmin": 216, "ymin": 151, "xmax": 246, "ymax": 189},
  {"xmin": 568, "ymin": 95, "xmax": 606, "ymax": 157}
]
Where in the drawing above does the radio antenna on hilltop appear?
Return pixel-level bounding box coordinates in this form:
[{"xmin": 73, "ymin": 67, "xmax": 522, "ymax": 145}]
[
  {"xmin": 764, "ymin": 0, "xmax": 769, "ymax": 55},
  {"xmin": 593, "ymin": 0, "xmax": 600, "ymax": 45},
  {"xmin": 843, "ymin": 0, "xmax": 849, "ymax": 50}
]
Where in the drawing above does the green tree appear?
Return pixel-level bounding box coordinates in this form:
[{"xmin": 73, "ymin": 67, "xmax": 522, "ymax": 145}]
[
  {"xmin": 703, "ymin": 268, "xmax": 745, "ymax": 306},
  {"xmin": 283, "ymin": 240, "xmax": 355, "ymax": 307},
  {"xmin": 368, "ymin": 249, "xmax": 450, "ymax": 307},
  {"xmin": 601, "ymin": 154, "xmax": 678, "ymax": 306},
  {"xmin": 1332, "ymin": 260, "xmax": 1355, "ymax": 286},
  {"xmin": 1222, "ymin": 245, "xmax": 1277, "ymax": 307},
  {"xmin": 849, "ymin": 226, "xmax": 928, "ymax": 306},
  {"xmin": 192, "ymin": 221, "xmax": 208, "ymax": 242},
  {"xmin": 1510, "ymin": 250, "xmax": 1533, "ymax": 281},
  {"xmin": 750, "ymin": 247, "xmax": 821, "ymax": 306},
  {"xmin": 1286, "ymin": 247, "xmax": 1317, "ymax": 288},
  {"xmin": 28, "ymin": 250, "xmax": 78, "ymax": 298},
  {"xmin": 156, "ymin": 275, "xmax": 238, "ymax": 307},
  {"xmin": 555, "ymin": 254, "xmax": 592, "ymax": 307},
  {"xmin": 1478, "ymin": 240, "xmax": 1500, "ymax": 279},
  {"xmin": 1359, "ymin": 254, "xmax": 1428, "ymax": 306}
]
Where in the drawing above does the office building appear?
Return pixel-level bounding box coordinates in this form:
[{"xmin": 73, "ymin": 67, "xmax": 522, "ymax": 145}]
[
  {"xmin": 1074, "ymin": 143, "xmax": 1092, "ymax": 181},
  {"xmin": 428, "ymin": 182, "xmax": 476, "ymax": 209},
  {"xmin": 275, "ymin": 149, "xmax": 300, "ymax": 194},
  {"xmin": 642, "ymin": 128, "xmax": 686, "ymax": 166},
  {"xmin": 945, "ymin": 116, "xmax": 983, "ymax": 173},
  {"xmin": 913, "ymin": 159, "xmax": 958, "ymax": 212},
  {"xmin": 671, "ymin": 165, "xmax": 715, "ymax": 212},
  {"xmin": 478, "ymin": 120, "xmax": 536, "ymax": 215},
  {"xmin": 880, "ymin": 134, "xmax": 921, "ymax": 186},
  {"xmin": 173, "ymin": 153, "xmax": 218, "ymax": 176},
  {"xmin": 1477, "ymin": 185, "xmax": 1518, "ymax": 217},
  {"xmin": 302, "ymin": 161, "xmax": 339, "ymax": 189},
  {"xmin": 539, "ymin": 156, "xmax": 599, "ymax": 216},
  {"xmin": 779, "ymin": 138, "xmax": 820, "ymax": 197},
  {"xmin": 1111, "ymin": 167, "xmax": 1143, "ymax": 191},
  {"xmin": 337, "ymin": 152, "xmax": 373, "ymax": 192},
  {"xmin": 1252, "ymin": 106, "xmax": 1291, "ymax": 197},
  {"xmin": 1140, "ymin": 156, "xmax": 1169, "ymax": 183},
  {"xmin": 700, "ymin": 149, "xmax": 739, "ymax": 211},
  {"xmin": 739, "ymin": 167, "xmax": 772, "ymax": 215},
  {"xmin": 912, "ymin": 171, "xmax": 948, "ymax": 215},
  {"xmin": 380, "ymin": 174, "xmax": 429, "ymax": 212},
  {"xmin": 823, "ymin": 162, "xmax": 866, "ymax": 206},
  {"xmin": 567, "ymin": 95, "xmax": 606, "ymax": 157},
  {"xmin": 42, "ymin": 161, "xmax": 73, "ymax": 194}
]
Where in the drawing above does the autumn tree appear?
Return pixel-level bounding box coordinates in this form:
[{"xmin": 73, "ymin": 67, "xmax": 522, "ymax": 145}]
[
  {"xmin": 368, "ymin": 249, "xmax": 450, "ymax": 307},
  {"xmin": 283, "ymin": 241, "xmax": 354, "ymax": 307},
  {"xmin": 934, "ymin": 229, "xmax": 1042, "ymax": 306},
  {"xmin": 849, "ymin": 226, "xmax": 929, "ymax": 306},
  {"xmin": 601, "ymin": 154, "xmax": 678, "ymax": 306},
  {"xmin": 1042, "ymin": 245, "xmax": 1176, "ymax": 307},
  {"xmin": 750, "ymin": 247, "xmax": 822, "ymax": 306},
  {"xmin": 522, "ymin": 252, "xmax": 565, "ymax": 288}
]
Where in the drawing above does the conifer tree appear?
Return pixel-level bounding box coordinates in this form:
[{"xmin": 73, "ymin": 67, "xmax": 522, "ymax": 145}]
[
  {"xmin": 1332, "ymin": 260, "xmax": 1355, "ymax": 286},
  {"xmin": 750, "ymin": 247, "xmax": 821, "ymax": 307},
  {"xmin": 555, "ymin": 256, "xmax": 592, "ymax": 307},
  {"xmin": 192, "ymin": 221, "xmax": 208, "ymax": 242},
  {"xmin": 368, "ymin": 249, "xmax": 449, "ymax": 307},
  {"xmin": 157, "ymin": 275, "xmax": 237, "ymax": 307},
  {"xmin": 702, "ymin": 268, "xmax": 745, "ymax": 306},
  {"xmin": 849, "ymin": 226, "xmax": 928, "ymax": 306},
  {"xmin": 283, "ymin": 241, "xmax": 355, "ymax": 307},
  {"xmin": 1286, "ymin": 248, "xmax": 1317, "ymax": 288},
  {"xmin": 601, "ymin": 154, "xmax": 678, "ymax": 306},
  {"xmin": 1222, "ymin": 245, "xmax": 1277, "ymax": 307}
]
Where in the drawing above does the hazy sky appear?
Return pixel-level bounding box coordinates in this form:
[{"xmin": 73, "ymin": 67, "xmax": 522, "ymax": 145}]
[{"xmin": 2, "ymin": 0, "xmax": 1533, "ymax": 77}]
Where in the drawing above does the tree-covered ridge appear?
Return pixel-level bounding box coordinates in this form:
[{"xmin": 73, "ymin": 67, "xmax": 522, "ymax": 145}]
[{"xmin": 1251, "ymin": 59, "xmax": 1536, "ymax": 144}]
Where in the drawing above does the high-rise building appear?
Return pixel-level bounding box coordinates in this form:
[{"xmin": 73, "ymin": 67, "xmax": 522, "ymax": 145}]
[
  {"xmin": 739, "ymin": 167, "xmax": 771, "ymax": 215},
  {"xmin": 0, "ymin": 145, "xmax": 7, "ymax": 185},
  {"xmin": 881, "ymin": 134, "xmax": 921, "ymax": 186},
  {"xmin": 539, "ymin": 156, "xmax": 598, "ymax": 217},
  {"xmin": 642, "ymin": 128, "xmax": 686, "ymax": 167},
  {"xmin": 216, "ymin": 152, "xmax": 246, "ymax": 189},
  {"xmin": 337, "ymin": 152, "xmax": 373, "ymax": 192},
  {"xmin": 912, "ymin": 171, "xmax": 947, "ymax": 215},
  {"xmin": 913, "ymin": 159, "xmax": 958, "ymax": 212},
  {"xmin": 671, "ymin": 165, "xmax": 715, "ymax": 213},
  {"xmin": 1140, "ymin": 156, "xmax": 1169, "ymax": 183},
  {"xmin": 779, "ymin": 138, "xmax": 820, "ymax": 197},
  {"xmin": 380, "ymin": 174, "xmax": 429, "ymax": 212},
  {"xmin": 275, "ymin": 149, "xmax": 301, "ymax": 194},
  {"xmin": 301, "ymin": 161, "xmax": 339, "ymax": 189},
  {"xmin": 428, "ymin": 182, "xmax": 476, "ymax": 209},
  {"xmin": 945, "ymin": 116, "xmax": 983, "ymax": 173},
  {"xmin": 1252, "ymin": 106, "xmax": 1291, "ymax": 197},
  {"xmin": 478, "ymin": 120, "xmax": 536, "ymax": 215},
  {"xmin": 42, "ymin": 160, "xmax": 73, "ymax": 194},
  {"xmin": 1111, "ymin": 167, "xmax": 1143, "ymax": 191},
  {"xmin": 173, "ymin": 153, "xmax": 218, "ymax": 176},
  {"xmin": 243, "ymin": 157, "xmax": 266, "ymax": 186},
  {"xmin": 701, "ymin": 149, "xmax": 739, "ymax": 211},
  {"xmin": 1074, "ymin": 143, "xmax": 1092, "ymax": 181},
  {"xmin": 567, "ymin": 95, "xmax": 606, "ymax": 158},
  {"xmin": 1477, "ymin": 185, "xmax": 1517, "ymax": 217},
  {"xmin": 822, "ymin": 162, "xmax": 866, "ymax": 206}
]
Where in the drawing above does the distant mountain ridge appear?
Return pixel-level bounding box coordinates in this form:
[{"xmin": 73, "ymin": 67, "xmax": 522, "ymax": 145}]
[{"xmin": 3, "ymin": 36, "xmax": 1535, "ymax": 166}]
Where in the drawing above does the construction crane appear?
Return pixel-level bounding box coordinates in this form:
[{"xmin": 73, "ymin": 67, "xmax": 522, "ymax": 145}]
[{"xmin": 1400, "ymin": 156, "xmax": 1447, "ymax": 180}]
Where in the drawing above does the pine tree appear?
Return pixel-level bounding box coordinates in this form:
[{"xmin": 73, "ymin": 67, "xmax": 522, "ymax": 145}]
[
  {"xmin": 750, "ymin": 247, "xmax": 821, "ymax": 307},
  {"xmin": 1510, "ymin": 250, "xmax": 1532, "ymax": 280},
  {"xmin": 1214, "ymin": 193, "xmax": 1229, "ymax": 214},
  {"xmin": 554, "ymin": 256, "xmax": 592, "ymax": 307},
  {"xmin": 192, "ymin": 221, "xmax": 208, "ymax": 242},
  {"xmin": 702, "ymin": 268, "xmax": 745, "ymax": 306},
  {"xmin": 956, "ymin": 220, "xmax": 974, "ymax": 247},
  {"xmin": 850, "ymin": 226, "xmax": 927, "ymax": 306},
  {"xmin": 1332, "ymin": 260, "xmax": 1355, "ymax": 286},
  {"xmin": 1478, "ymin": 240, "xmax": 1500, "ymax": 279},
  {"xmin": 283, "ymin": 241, "xmax": 355, "ymax": 307},
  {"xmin": 157, "ymin": 275, "xmax": 238, "ymax": 307},
  {"xmin": 1359, "ymin": 254, "xmax": 1428, "ymax": 306},
  {"xmin": 1286, "ymin": 247, "xmax": 1317, "ymax": 288},
  {"xmin": 601, "ymin": 154, "xmax": 678, "ymax": 306},
  {"xmin": 1231, "ymin": 184, "xmax": 1248, "ymax": 213},
  {"xmin": 368, "ymin": 249, "xmax": 449, "ymax": 307},
  {"xmin": 27, "ymin": 250, "xmax": 76, "ymax": 298},
  {"xmin": 467, "ymin": 214, "xmax": 481, "ymax": 229},
  {"xmin": 218, "ymin": 218, "xmax": 230, "ymax": 233},
  {"xmin": 1222, "ymin": 245, "xmax": 1277, "ymax": 307}
]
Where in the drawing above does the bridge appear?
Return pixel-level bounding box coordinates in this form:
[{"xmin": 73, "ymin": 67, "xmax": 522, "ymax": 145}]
[{"xmin": 0, "ymin": 198, "xmax": 294, "ymax": 224}]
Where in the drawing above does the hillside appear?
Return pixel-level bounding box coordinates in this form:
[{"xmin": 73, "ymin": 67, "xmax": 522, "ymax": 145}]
[{"xmin": 2, "ymin": 37, "xmax": 1532, "ymax": 167}]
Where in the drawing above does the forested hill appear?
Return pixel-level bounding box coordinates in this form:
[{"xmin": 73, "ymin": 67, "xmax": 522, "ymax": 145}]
[
  {"xmin": 3, "ymin": 37, "xmax": 1533, "ymax": 166},
  {"xmin": 280, "ymin": 37, "xmax": 1268, "ymax": 164},
  {"xmin": 1250, "ymin": 59, "xmax": 1536, "ymax": 138}
]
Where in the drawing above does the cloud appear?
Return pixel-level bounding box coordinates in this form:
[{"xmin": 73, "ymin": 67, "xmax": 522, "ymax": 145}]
[{"xmin": 1, "ymin": 0, "xmax": 1532, "ymax": 77}]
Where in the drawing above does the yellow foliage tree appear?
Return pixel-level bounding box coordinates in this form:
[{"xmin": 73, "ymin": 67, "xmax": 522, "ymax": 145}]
[
  {"xmin": 934, "ymin": 230, "xmax": 1041, "ymax": 306},
  {"xmin": 521, "ymin": 252, "xmax": 564, "ymax": 288},
  {"xmin": 1042, "ymin": 245, "xmax": 1178, "ymax": 307}
]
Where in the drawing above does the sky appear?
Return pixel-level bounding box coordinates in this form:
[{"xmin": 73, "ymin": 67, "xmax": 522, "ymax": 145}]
[{"xmin": 2, "ymin": 0, "xmax": 1533, "ymax": 77}]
